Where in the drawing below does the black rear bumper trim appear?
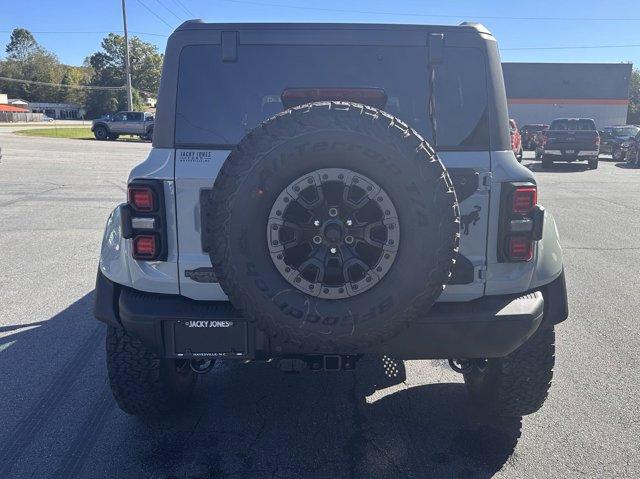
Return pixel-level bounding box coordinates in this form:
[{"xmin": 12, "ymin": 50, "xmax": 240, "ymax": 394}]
[{"xmin": 93, "ymin": 269, "xmax": 567, "ymax": 359}]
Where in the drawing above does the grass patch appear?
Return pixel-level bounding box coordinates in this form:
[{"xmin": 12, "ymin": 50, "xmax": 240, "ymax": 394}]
[{"xmin": 15, "ymin": 127, "xmax": 94, "ymax": 139}]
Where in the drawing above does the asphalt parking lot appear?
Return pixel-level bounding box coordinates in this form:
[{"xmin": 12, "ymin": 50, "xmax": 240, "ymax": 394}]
[{"xmin": 0, "ymin": 130, "xmax": 638, "ymax": 478}]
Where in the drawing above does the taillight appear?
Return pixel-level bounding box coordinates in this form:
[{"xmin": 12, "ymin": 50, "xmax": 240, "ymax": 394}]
[
  {"xmin": 133, "ymin": 234, "xmax": 157, "ymax": 259},
  {"xmin": 128, "ymin": 186, "xmax": 155, "ymax": 212},
  {"xmin": 508, "ymin": 236, "xmax": 533, "ymax": 261},
  {"xmin": 122, "ymin": 180, "xmax": 167, "ymax": 261},
  {"xmin": 499, "ymin": 183, "xmax": 544, "ymax": 262},
  {"xmin": 512, "ymin": 187, "xmax": 537, "ymax": 214},
  {"xmin": 594, "ymin": 135, "xmax": 600, "ymax": 146}
]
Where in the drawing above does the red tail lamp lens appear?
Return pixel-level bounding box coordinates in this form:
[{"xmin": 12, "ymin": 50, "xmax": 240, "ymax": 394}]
[
  {"xmin": 508, "ymin": 236, "xmax": 533, "ymax": 261},
  {"xmin": 133, "ymin": 235, "xmax": 157, "ymax": 259},
  {"xmin": 128, "ymin": 186, "xmax": 155, "ymax": 212},
  {"xmin": 512, "ymin": 187, "xmax": 537, "ymax": 214}
]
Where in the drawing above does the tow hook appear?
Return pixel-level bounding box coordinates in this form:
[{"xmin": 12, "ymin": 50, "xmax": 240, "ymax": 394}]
[
  {"xmin": 448, "ymin": 358, "xmax": 472, "ymax": 373},
  {"xmin": 190, "ymin": 358, "xmax": 215, "ymax": 374}
]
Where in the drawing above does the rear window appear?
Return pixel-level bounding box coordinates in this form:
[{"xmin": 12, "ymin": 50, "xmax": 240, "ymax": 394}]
[
  {"xmin": 612, "ymin": 126, "xmax": 639, "ymax": 137},
  {"xmin": 175, "ymin": 44, "xmax": 488, "ymax": 149},
  {"xmin": 550, "ymin": 119, "xmax": 596, "ymax": 131},
  {"xmin": 523, "ymin": 125, "xmax": 547, "ymax": 132}
]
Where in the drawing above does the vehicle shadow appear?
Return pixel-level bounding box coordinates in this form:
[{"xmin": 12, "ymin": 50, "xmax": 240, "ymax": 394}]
[
  {"xmin": 614, "ymin": 162, "xmax": 638, "ymax": 169},
  {"xmin": 0, "ymin": 293, "xmax": 522, "ymax": 479},
  {"xmin": 526, "ymin": 162, "xmax": 589, "ymax": 173},
  {"xmin": 128, "ymin": 361, "xmax": 521, "ymax": 478},
  {"xmin": 80, "ymin": 137, "xmax": 149, "ymax": 144}
]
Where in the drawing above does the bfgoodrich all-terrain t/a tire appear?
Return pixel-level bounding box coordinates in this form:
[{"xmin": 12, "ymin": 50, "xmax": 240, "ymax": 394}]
[
  {"xmin": 204, "ymin": 101, "xmax": 460, "ymax": 352},
  {"xmin": 106, "ymin": 326, "xmax": 196, "ymax": 416},
  {"xmin": 463, "ymin": 325, "xmax": 555, "ymax": 417}
]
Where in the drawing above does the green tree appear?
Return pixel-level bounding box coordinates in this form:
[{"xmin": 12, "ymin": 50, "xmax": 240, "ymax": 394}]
[
  {"xmin": 5, "ymin": 28, "xmax": 40, "ymax": 61},
  {"xmin": 627, "ymin": 69, "xmax": 640, "ymax": 125},
  {"xmin": 0, "ymin": 28, "xmax": 64, "ymax": 102},
  {"xmin": 85, "ymin": 33, "xmax": 163, "ymax": 117}
]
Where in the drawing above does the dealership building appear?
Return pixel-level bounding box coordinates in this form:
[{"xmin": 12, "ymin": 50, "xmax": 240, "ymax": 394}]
[{"xmin": 503, "ymin": 63, "xmax": 633, "ymax": 129}]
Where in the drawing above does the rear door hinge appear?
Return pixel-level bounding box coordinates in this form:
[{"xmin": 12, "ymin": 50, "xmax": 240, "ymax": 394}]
[
  {"xmin": 474, "ymin": 265, "xmax": 487, "ymax": 283},
  {"xmin": 478, "ymin": 172, "xmax": 492, "ymax": 191}
]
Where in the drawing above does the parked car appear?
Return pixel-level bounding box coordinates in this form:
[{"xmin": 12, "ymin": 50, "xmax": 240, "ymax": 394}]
[
  {"xmin": 509, "ymin": 119, "xmax": 523, "ymax": 161},
  {"xmin": 599, "ymin": 125, "xmax": 640, "ymax": 161},
  {"xmin": 539, "ymin": 118, "xmax": 600, "ymax": 169},
  {"xmin": 620, "ymin": 130, "xmax": 640, "ymax": 167},
  {"xmin": 520, "ymin": 124, "xmax": 549, "ymax": 150},
  {"xmin": 94, "ymin": 21, "xmax": 567, "ymax": 419},
  {"xmin": 91, "ymin": 111, "xmax": 154, "ymax": 141}
]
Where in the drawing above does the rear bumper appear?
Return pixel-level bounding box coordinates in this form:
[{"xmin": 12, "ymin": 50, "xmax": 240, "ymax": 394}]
[
  {"xmin": 544, "ymin": 149, "xmax": 598, "ymax": 158},
  {"xmin": 94, "ymin": 270, "xmax": 568, "ymax": 360}
]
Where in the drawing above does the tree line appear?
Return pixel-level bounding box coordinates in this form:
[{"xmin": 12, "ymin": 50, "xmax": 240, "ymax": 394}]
[
  {"xmin": 0, "ymin": 28, "xmax": 163, "ymax": 118},
  {"xmin": 1, "ymin": 27, "xmax": 639, "ymax": 124}
]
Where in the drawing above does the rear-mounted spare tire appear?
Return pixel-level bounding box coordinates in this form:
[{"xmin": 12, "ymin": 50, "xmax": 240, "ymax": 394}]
[{"xmin": 204, "ymin": 102, "xmax": 460, "ymax": 352}]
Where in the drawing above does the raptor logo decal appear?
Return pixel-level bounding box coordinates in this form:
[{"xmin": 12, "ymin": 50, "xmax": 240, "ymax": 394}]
[{"xmin": 460, "ymin": 205, "xmax": 482, "ymax": 235}]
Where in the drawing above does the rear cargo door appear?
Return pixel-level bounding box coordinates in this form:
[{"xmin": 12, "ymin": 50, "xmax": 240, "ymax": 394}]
[
  {"xmin": 431, "ymin": 44, "xmax": 492, "ymax": 301},
  {"xmin": 173, "ymin": 30, "xmax": 491, "ymax": 301}
]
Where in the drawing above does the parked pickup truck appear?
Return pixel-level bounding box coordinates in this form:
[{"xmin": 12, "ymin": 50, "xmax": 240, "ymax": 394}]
[
  {"xmin": 540, "ymin": 118, "xmax": 599, "ymax": 169},
  {"xmin": 92, "ymin": 111, "xmax": 154, "ymax": 141}
]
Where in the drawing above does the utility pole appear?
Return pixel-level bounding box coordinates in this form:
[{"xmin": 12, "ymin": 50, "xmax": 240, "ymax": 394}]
[{"xmin": 121, "ymin": 0, "xmax": 134, "ymax": 110}]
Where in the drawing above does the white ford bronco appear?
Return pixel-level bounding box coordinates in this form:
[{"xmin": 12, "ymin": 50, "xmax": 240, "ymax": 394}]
[{"xmin": 94, "ymin": 21, "xmax": 568, "ymax": 417}]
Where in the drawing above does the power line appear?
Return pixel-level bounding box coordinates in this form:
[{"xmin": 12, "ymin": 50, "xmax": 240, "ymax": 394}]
[
  {"xmin": 218, "ymin": 0, "xmax": 640, "ymax": 22},
  {"xmin": 503, "ymin": 44, "xmax": 640, "ymax": 51},
  {"xmin": 152, "ymin": 0, "xmax": 185, "ymax": 22},
  {"xmin": 0, "ymin": 76, "xmax": 126, "ymax": 91},
  {"xmin": 134, "ymin": 0, "xmax": 175, "ymax": 29},
  {"xmin": 172, "ymin": 0, "xmax": 195, "ymax": 17},
  {"xmin": 0, "ymin": 30, "xmax": 169, "ymax": 37}
]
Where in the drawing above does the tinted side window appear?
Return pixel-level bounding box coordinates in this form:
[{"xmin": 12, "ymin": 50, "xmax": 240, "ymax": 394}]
[{"xmin": 434, "ymin": 47, "xmax": 489, "ymax": 148}]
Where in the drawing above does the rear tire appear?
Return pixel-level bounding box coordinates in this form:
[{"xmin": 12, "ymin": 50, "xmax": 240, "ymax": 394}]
[
  {"xmin": 541, "ymin": 156, "xmax": 553, "ymax": 169},
  {"xmin": 463, "ymin": 325, "xmax": 555, "ymax": 417},
  {"xmin": 106, "ymin": 326, "xmax": 196, "ymax": 416},
  {"xmin": 588, "ymin": 157, "xmax": 598, "ymax": 169},
  {"xmin": 612, "ymin": 148, "xmax": 623, "ymax": 162},
  {"xmin": 145, "ymin": 126, "xmax": 154, "ymax": 142}
]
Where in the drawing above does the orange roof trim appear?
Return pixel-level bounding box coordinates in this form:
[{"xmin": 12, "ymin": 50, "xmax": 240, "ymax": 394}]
[{"xmin": 0, "ymin": 104, "xmax": 29, "ymax": 112}]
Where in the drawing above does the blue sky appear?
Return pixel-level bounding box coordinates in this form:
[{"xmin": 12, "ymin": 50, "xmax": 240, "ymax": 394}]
[{"xmin": 1, "ymin": 0, "xmax": 639, "ymax": 67}]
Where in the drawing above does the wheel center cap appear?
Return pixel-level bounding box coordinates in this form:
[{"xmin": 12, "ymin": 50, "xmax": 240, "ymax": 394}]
[{"xmin": 323, "ymin": 222, "xmax": 343, "ymax": 244}]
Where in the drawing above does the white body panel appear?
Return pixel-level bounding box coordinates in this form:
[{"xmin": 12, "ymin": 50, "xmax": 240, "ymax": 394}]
[
  {"xmin": 99, "ymin": 147, "xmax": 563, "ymax": 301},
  {"xmin": 174, "ymin": 149, "xmax": 231, "ymax": 300},
  {"xmin": 484, "ymin": 150, "xmax": 563, "ymax": 295}
]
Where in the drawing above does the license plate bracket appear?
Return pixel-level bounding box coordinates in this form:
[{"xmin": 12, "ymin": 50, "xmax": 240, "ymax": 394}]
[{"xmin": 166, "ymin": 319, "xmax": 248, "ymax": 358}]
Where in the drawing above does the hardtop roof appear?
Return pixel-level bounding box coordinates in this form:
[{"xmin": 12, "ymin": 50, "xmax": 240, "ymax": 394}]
[{"xmin": 174, "ymin": 20, "xmax": 493, "ymax": 35}]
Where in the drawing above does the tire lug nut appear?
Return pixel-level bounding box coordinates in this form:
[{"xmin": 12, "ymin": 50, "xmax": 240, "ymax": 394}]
[
  {"xmin": 313, "ymin": 235, "xmax": 322, "ymax": 245},
  {"xmin": 346, "ymin": 219, "xmax": 353, "ymax": 226},
  {"xmin": 330, "ymin": 247, "xmax": 337, "ymax": 254},
  {"xmin": 313, "ymin": 219, "xmax": 320, "ymax": 227},
  {"xmin": 345, "ymin": 235, "xmax": 354, "ymax": 245},
  {"xmin": 328, "ymin": 207, "xmax": 338, "ymax": 217}
]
